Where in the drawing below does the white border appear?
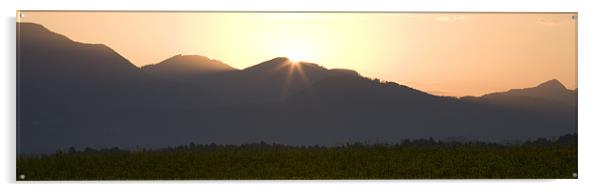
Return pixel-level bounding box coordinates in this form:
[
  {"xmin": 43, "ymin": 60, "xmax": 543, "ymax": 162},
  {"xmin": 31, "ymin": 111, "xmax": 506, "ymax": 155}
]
[{"xmin": 2, "ymin": 0, "xmax": 601, "ymax": 191}]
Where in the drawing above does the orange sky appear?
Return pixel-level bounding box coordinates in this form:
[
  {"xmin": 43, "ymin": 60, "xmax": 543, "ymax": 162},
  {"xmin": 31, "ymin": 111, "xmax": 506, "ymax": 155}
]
[{"xmin": 17, "ymin": 11, "xmax": 577, "ymax": 97}]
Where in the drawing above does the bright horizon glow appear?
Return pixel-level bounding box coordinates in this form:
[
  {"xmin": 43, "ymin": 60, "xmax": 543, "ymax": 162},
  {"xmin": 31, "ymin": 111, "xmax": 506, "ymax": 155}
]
[
  {"xmin": 284, "ymin": 51, "xmax": 310, "ymax": 63},
  {"xmin": 277, "ymin": 38, "xmax": 320, "ymax": 63},
  {"xmin": 17, "ymin": 12, "xmax": 577, "ymax": 97}
]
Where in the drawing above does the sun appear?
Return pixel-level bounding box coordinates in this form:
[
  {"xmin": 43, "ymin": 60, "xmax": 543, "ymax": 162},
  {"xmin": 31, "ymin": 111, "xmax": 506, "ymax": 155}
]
[
  {"xmin": 279, "ymin": 42, "xmax": 319, "ymax": 63},
  {"xmin": 286, "ymin": 51, "xmax": 309, "ymax": 63}
]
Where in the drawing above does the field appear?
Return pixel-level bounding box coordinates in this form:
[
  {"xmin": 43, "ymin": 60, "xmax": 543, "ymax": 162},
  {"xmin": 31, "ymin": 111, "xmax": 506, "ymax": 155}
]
[{"xmin": 17, "ymin": 136, "xmax": 577, "ymax": 180}]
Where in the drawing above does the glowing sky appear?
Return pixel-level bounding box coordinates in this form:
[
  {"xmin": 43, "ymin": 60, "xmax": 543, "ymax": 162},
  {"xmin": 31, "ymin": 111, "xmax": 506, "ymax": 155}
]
[{"xmin": 18, "ymin": 11, "xmax": 577, "ymax": 97}]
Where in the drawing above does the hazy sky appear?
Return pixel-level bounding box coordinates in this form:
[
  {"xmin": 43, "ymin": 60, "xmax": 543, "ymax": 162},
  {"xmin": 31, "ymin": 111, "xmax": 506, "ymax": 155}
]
[{"xmin": 18, "ymin": 12, "xmax": 577, "ymax": 97}]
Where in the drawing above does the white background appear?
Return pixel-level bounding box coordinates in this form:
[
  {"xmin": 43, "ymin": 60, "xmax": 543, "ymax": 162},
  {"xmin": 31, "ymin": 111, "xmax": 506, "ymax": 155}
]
[{"xmin": 1, "ymin": 0, "xmax": 601, "ymax": 191}]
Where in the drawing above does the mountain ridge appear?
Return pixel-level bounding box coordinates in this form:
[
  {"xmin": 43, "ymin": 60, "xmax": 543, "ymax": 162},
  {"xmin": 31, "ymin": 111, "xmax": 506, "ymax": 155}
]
[
  {"xmin": 141, "ymin": 54, "xmax": 236, "ymax": 79},
  {"xmin": 17, "ymin": 22, "xmax": 577, "ymax": 153},
  {"xmin": 464, "ymin": 79, "xmax": 576, "ymax": 105}
]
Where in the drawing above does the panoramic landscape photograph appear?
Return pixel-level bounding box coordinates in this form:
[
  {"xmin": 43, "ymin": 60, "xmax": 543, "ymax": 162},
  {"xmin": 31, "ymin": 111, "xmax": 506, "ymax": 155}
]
[{"xmin": 16, "ymin": 11, "xmax": 577, "ymax": 180}]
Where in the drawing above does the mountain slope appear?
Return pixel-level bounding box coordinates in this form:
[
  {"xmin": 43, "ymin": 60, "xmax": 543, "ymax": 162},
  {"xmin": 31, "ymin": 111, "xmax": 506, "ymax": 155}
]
[
  {"xmin": 17, "ymin": 23, "xmax": 213, "ymax": 153},
  {"xmin": 18, "ymin": 22, "xmax": 155, "ymax": 153},
  {"xmin": 270, "ymin": 76, "xmax": 576, "ymax": 143},
  {"xmin": 17, "ymin": 22, "xmax": 164, "ymax": 113}
]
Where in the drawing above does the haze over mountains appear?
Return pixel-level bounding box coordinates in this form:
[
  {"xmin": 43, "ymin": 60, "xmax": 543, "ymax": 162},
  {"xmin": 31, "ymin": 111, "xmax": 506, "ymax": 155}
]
[{"xmin": 17, "ymin": 23, "xmax": 577, "ymax": 153}]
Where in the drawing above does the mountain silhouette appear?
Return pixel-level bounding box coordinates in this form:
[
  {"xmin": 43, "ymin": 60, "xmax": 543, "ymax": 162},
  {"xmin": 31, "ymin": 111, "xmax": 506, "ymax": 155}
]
[
  {"xmin": 17, "ymin": 22, "xmax": 170, "ymax": 115},
  {"xmin": 461, "ymin": 79, "xmax": 577, "ymax": 115},
  {"xmin": 17, "ymin": 23, "xmax": 216, "ymax": 153},
  {"xmin": 18, "ymin": 22, "xmax": 157, "ymax": 153},
  {"xmin": 188, "ymin": 57, "xmax": 361, "ymax": 103},
  {"xmin": 18, "ymin": 23, "xmax": 146, "ymax": 83},
  {"xmin": 141, "ymin": 54, "xmax": 235, "ymax": 80},
  {"xmin": 480, "ymin": 79, "xmax": 574, "ymax": 104},
  {"xmin": 17, "ymin": 22, "xmax": 577, "ymax": 154}
]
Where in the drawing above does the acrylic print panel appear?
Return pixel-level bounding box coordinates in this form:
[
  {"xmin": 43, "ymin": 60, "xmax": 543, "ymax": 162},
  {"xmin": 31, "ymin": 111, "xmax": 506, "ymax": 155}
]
[{"xmin": 16, "ymin": 11, "xmax": 577, "ymax": 180}]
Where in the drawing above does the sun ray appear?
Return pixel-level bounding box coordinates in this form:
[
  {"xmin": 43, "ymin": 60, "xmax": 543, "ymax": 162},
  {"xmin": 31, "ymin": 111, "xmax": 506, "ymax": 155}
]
[
  {"xmin": 279, "ymin": 60, "xmax": 296, "ymax": 98},
  {"xmin": 295, "ymin": 63, "xmax": 311, "ymax": 88}
]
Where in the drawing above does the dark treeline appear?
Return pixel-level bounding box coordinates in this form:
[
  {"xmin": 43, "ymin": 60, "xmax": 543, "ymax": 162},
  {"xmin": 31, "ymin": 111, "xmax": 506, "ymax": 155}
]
[
  {"xmin": 17, "ymin": 134, "xmax": 577, "ymax": 180},
  {"xmin": 45, "ymin": 133, "xmax": 577, "ymax": 155}
]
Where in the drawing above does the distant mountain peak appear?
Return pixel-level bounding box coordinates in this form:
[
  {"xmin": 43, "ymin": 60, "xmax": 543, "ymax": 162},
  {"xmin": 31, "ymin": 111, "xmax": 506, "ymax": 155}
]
[
  {"xmin": 271, "ymin": 57, "xmax": 292, "ymax": 63},
  {"xmin": 18, "ymin": 22, "xmax": 50, "ymax": 33},
  {"xmin": 18, "ymin": 22, "xmax": 142, "ymax": 74},
  {"xmin": 328, "ymin": 68, "xmax": 360, "ymax": 77},
  {"xmin": 162, "ymin": 54, "xmax": 210, "ymax": 63},
  {"xmin": 535, "ymin": 79, "xmax": 567, "ymax": 91},
  {"xmin": 469, "ymin": 78, "xmax": 576, "ymax": 107},
  {"xmin": 265, "ymin": 57, "xmax": 295, "ymax": 66},
  {"xmin": 141, "ymin": 54, "xmax": 235, "ymax": 78},
  {"xmin": 244, "ymin": 57, "xmax": 295, "ymax": 71},
  {"xmin": 156, "ymin": 54, "xmax": 229, "ymax": 67}
]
